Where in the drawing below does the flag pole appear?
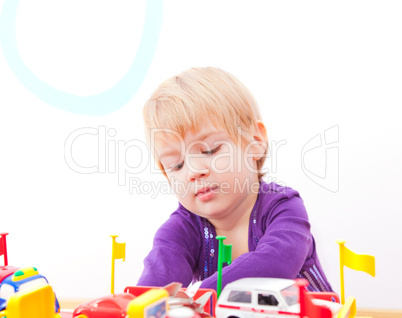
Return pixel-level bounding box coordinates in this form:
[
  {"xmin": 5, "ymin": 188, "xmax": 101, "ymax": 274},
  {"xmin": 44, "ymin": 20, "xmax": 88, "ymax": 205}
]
[
  {"xmin": 111, "ymin": 235, "xmax": 118, "ymax": 295},
  {"xmin": 337, "ymin": 240, "xmax": 346, "ymax": 304},
  {"xmin": 216, "ymin": 236, "xmax": 225, "ymax": 298}
]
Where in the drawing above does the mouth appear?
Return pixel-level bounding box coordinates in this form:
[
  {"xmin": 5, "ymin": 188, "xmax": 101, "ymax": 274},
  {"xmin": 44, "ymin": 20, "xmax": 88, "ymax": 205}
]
[{"xmin": 196, "ymin": 186, "xmax": 219, "ymax": 197}]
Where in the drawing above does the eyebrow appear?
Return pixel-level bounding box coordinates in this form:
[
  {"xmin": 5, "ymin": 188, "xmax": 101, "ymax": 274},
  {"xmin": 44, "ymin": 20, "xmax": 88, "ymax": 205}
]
[
  {"xmin": 193, "ymin": 130, "xmax": 228, "ymax": 142},
  {"xmin": 157, "ymin": 148, "xmax": 180, "ymax": 160},
  {"xmin": 157, "ymin": 130, "xmax": 228, "ymax": 159}
]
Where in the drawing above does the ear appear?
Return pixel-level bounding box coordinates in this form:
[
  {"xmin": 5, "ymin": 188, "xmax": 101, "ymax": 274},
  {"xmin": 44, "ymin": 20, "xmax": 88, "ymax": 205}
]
[{"xmin": 252, "ymin": 120, "xmax": 268, "ymax": 161}]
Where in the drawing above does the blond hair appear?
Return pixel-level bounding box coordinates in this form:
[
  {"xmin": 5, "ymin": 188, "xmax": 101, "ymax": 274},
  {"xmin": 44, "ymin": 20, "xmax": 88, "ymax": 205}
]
[{"xmin": 143, "ymin": 67, "xmax": 268, "ymax": 178}]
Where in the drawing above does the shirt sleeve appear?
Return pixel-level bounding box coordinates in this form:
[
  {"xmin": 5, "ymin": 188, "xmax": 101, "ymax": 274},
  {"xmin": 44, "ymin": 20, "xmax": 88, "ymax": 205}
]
[
  {"xmin": 200, "ymin": 189, "xmax": 313, "ymax": 290},
  {"xmin": 137, "ymin": 210, "xmax": 201, "ymax": 287}
]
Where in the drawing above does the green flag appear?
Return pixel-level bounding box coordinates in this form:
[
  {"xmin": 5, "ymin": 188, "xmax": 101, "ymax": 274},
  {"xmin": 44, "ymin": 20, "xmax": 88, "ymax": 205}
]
[
  {"xmin": 220, "ymin": 241, "xmax": 232, "ymax": 265},
  {"xmin": 216, "ymin": 236, "xmax": 232, "ymax": 298}
]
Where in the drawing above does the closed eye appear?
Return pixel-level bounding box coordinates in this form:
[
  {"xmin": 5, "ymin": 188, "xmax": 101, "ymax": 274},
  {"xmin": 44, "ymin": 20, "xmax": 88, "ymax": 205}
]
[
  {"xmin": 172, "ymin": 161, "xmax": 184, "ymax": 171},
  {"xmin": 202, "ymin": 145, "xmax": 221, "ymax": 155}
]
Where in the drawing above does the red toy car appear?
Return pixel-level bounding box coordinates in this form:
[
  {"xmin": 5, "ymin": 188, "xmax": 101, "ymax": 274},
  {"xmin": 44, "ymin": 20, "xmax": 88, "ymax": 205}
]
[{"xmin": 72, "ymin": 293, "xmax": 135, "ymax": 318}]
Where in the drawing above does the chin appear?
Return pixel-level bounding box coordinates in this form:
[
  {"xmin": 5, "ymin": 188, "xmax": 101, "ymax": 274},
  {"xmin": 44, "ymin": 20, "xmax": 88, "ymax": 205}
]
[{"xmin": 196, "ymin": 207, "xmax": 226, "ymax": 220}]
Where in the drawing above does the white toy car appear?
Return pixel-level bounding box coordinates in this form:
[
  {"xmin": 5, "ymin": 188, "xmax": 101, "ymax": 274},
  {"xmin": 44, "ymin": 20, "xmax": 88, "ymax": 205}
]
[{"xmin": 216, "ymin": 278, "xmax": 301, "ymax": 318}]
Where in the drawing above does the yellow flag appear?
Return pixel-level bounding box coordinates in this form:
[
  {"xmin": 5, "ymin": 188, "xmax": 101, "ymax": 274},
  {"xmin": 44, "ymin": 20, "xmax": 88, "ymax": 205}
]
[
  {"xmin": 111, "ymin": 236, "xmax": 126, "ymax": 261},
  {"xmin": 337, "ymin": 240, "xmax": 375, "ymax": 304},
  {"xmin": 338, "ymin": 240, "xmax": 375, "ymax": 276},
  {"xmin": 110, "ymin": 235, "xmax": 126, "ymax": 294}
]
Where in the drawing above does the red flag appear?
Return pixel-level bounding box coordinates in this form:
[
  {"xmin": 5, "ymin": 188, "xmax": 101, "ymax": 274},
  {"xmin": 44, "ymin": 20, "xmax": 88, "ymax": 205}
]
[
  {"xmin": 0, "ymin": 236, "xmax": 4, "ymax": 256},
  {"xmin": 0, "ymin": 233, "xmax": 9, "ymax": 266},
  {"xmin": 0, "ymin": 234, "xmax": 5, "ymax": 255}
]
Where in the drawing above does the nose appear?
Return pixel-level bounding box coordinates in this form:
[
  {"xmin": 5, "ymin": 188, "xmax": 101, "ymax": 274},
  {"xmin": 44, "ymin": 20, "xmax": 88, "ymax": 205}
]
[{"xmin": 187, "ymin": 156, "xmax": 210, "ymax": 181}]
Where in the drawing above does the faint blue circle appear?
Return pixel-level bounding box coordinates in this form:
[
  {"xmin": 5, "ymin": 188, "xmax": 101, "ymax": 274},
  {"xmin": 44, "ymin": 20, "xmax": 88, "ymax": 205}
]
[{"xmin": 0, "ymin": 0, "xmax": 163, "ymax": 115}]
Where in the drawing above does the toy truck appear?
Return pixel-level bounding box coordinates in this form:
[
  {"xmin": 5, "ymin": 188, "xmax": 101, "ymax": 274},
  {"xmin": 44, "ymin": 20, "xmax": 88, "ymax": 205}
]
[
  {"xmin": 0, "ymin": 266, "xmax": 21, "ymax": 311},
  {"xmin": 0, "ymin": 266, "xmax": 60, "ymax": 314}
]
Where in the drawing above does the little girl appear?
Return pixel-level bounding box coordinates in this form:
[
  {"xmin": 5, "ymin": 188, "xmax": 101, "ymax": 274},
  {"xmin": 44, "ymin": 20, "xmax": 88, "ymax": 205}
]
[{"xmin": 137, "ymin": 67, "xmax": 333, "ymax": 292}]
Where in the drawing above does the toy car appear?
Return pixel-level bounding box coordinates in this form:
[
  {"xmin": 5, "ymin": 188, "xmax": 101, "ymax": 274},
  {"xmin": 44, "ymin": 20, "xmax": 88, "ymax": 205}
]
[
  {"xmin": 0, "ymin": 266, "xmax": 60, "ymax": 313},
  {"xmin": 216, "ymin": 277, "xmax": 300, "ymax": 318},
  {"xmin": 215, "ymin": 277, "xmax": 338, "ymax": 318},
  {"xmin": 72, "ymin": 293, "xmax": 135, "ymax": 318}
]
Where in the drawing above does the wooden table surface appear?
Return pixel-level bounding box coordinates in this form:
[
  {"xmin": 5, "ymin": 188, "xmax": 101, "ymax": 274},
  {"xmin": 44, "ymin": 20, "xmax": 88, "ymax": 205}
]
[{"xmin": 357, "ymin": 309, "xmax": 402, "ymax": 318}]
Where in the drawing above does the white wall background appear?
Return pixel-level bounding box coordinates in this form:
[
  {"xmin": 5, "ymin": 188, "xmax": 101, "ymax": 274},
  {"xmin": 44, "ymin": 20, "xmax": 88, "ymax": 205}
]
[{"xmin": 1, "ymin": 0, "xmax": 401, "ymax": 310}]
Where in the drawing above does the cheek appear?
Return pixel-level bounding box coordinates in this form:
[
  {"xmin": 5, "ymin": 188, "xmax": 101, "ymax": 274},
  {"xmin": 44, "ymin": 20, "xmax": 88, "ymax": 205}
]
[
  {"xmin": 210, "ymin": 147, "xmax": 236, "ymax": 174},
  {"xmin": 211, "ymin": 155, "xmax": 233, "ymax": 173},
  {"xmin": 168, "ymin": 173, "xmax": 188, "ymax": 196}
]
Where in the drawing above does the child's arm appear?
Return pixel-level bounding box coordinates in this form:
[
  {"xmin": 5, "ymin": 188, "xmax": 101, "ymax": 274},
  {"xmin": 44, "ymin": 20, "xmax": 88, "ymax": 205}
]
[
  {"xmin": 137, "ymin": 209, "xmax": 201, "ymax": 287},
  {"xmin": 200, "ymin": 190, "xmax": 331, "ymax": 292}
]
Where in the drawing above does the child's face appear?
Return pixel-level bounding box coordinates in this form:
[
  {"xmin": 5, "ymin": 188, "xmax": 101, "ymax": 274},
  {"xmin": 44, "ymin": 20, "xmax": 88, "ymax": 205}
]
[{"xmin": 155, "ymin": 121, "xmax": 263, "ymax": 221}]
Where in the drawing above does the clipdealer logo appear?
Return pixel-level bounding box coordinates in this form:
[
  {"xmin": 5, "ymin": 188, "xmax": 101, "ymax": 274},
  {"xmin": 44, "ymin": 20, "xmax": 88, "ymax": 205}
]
[
  {"xmin": 301, "ymin": 125, "xmax": 340, "ymax": 193},
  {"xmin": 63, "ymin": 126, "xmax": 289, "ymax": 194}
]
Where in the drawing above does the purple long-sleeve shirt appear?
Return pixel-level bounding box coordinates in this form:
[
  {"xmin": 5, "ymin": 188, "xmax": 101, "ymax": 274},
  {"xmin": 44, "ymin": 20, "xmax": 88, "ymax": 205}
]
[{"xmin": 137, "ymin": 181, "xmax": 333, "ymax": 292}]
